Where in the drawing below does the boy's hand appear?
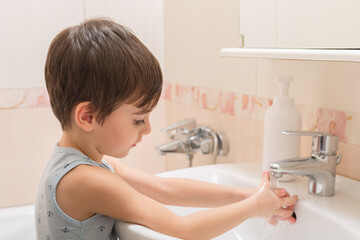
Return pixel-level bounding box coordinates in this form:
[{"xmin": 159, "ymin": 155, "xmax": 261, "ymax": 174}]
[
  {"xmin": 269, "ymin": 187, "xmax": 297, "ymax": 225},
  {"xmin": 250, "ymin": 171, "xmax": 298, "ymax": 220}
]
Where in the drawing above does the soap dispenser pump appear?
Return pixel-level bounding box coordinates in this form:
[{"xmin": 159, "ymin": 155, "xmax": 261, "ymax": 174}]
[{"xmin": 262, "ymin": 76, "xmax": 301, "ymax": 181}]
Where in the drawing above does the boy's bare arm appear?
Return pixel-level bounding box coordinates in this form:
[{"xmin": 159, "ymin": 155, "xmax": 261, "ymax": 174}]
[
  {"xmin": 105, "ymin": 158, "xmax": 254, "ymax": 207},
  {"xmin": 57, "ymin": 165, "xmax": 296, "ymax": 240}
]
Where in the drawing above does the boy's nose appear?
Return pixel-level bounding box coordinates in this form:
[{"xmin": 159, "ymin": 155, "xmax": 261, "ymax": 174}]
[{"xmin": 143, "ymin": 120, "xmax": 151, "ymax": 135}]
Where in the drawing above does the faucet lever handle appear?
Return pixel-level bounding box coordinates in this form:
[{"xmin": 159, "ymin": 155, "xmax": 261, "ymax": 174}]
[
  {"xmin": 282, "ymin": 131, "xmax": 339, "ymax": 155},
  {"xmin": 161, "ymin": 118, "xmax": 197, "ymax": 138},
  {"xmin": 282, "ymin": 131, "xmax": 333, "ymax": 137}
]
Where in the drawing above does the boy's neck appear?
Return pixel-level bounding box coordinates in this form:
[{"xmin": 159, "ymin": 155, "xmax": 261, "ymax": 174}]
[{"xmin": 58, "ymin": 131, "xmax": 103, "ymax": 162}]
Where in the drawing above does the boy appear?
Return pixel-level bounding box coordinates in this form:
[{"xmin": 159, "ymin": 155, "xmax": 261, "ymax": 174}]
[{"xmin": 36, "ymin": 18, "xmax": 297, "ymax": 240}]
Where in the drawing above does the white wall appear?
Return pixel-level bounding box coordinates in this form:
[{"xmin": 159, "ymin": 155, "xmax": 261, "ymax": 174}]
[
  {"xmin": 0, "ymin": 0, "xmax": 164, "ymax": 89},
  {"xmin": 84, "ymin": 0, "xmax": 164, "ymax": 67},
  {"xmin": 0, "ymin": 0, "xmax": 83, "ymax": 89}
]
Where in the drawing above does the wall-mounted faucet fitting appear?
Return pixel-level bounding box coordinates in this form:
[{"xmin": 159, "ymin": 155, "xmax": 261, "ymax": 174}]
[
  {"xmin": 269, "ymin": 131, "xmax": 342, "ymax": 197},
  {"xmin": 156, "ymin": 118, "xmax": 229, "ymax": 167}
]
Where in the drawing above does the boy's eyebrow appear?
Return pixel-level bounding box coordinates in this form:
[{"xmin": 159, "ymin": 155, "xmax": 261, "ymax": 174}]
[{"xmin": 132, "ymin": 108, "xmax": 152, "ymax": 115}]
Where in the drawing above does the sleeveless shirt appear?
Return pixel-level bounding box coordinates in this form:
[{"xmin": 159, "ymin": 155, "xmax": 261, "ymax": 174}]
[{"xmin": 35, "ymin": 145, "xmax": 118, "ymax": 240}]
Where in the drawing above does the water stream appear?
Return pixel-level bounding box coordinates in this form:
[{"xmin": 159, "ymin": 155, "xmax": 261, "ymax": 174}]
[
  {"xmin": 262, "ymin": 220, "xmax": 290, "ymax": 240},
  {"xmin": 262, "ymin": 174, "xmax": 289, "ymax": 240}
]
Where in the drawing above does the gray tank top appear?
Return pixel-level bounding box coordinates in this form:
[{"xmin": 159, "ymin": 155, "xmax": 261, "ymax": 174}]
[{"xmin": 35, "ymin": 145, "xmax": 118, "ymax": 240}]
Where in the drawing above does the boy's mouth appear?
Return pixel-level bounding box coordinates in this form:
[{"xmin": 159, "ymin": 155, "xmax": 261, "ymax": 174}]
[{"xmin": 132, "ymin": 139, "xmax": 142, "ymax": 147}]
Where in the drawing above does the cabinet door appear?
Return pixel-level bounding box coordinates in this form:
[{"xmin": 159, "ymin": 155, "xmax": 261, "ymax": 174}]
[
  {"xmin": 278, "ymin": 0, "xmax": 360, "ymax": 48},
  {"xmin": 239, "ymin": 0, "xmax": 360, "ymax": 49},
  {"xmin": 0, "ymin": 0, "xmax": 83, "ymax": 89},
  {"xmin": 239, "ymin": 0, "xmax": 278, "ymax": 48}
]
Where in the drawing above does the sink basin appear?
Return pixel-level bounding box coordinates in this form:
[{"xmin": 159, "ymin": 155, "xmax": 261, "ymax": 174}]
[{"xmin": 115, "ymin": 163, "xmax": 360, "ymax": 240}]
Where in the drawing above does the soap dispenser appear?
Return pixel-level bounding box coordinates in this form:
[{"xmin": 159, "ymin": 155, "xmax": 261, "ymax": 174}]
[{"xmin": 262, "ymin": 76, "xmax": 301, "ymax": 181}]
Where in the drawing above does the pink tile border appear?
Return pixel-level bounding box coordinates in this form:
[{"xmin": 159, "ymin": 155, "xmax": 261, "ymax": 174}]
[
  {"xmin": 2, "ymin": 84, "xmax": 359, "ymax": 146},
  {"xmin": 162, "ymin": 82, "xmax": 360, "ymax": 146},
  {"xmin": 0, "ymin": 88, "xmax": 50, "ymax": 109}
]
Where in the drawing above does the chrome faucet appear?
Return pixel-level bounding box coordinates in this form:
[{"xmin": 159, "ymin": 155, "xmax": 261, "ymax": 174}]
[
  {"xmin": 269, "ymin": 131, "xmax": 342, "ymax": 197},
  {"xmin": 156, "ymin": 118, "xmax": 229, "ymax": 167}
]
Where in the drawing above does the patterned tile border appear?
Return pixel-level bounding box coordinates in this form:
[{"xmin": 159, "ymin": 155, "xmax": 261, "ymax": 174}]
[
  {"xmin": 2, "ymin": 85, "xmax": 359, "ymax": 146},
  {"xmin": 161, "ymin": 82, "xmax": 360, "ymax": 146},
  {"xmin": 0, "ymin": 88, "xmax": 50, "ymax": 109}
]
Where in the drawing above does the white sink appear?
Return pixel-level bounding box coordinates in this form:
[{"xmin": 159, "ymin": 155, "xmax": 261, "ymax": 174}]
[{"xmin": 115, "ymin": 163, "xmax": 360, "ymax": 240}]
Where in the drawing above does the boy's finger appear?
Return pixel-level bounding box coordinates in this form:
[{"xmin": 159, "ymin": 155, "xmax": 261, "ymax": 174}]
[
  {"xmin": 273, "ymin": 188, "xmax": 289, "ymax": 197},
  {"xmin": 280, "ymin": 216, "xmax": 297, "ymax": 223},
  {"xmin": 281, "ymin": 195, "xmax": 298, "ymax": 207},
  {"xmin": 287, "ymin": 205, "xmax": 294, "ymax": 211},
  {"xmin": 262, "ymin": 170, "xmax": 270, "ymax": 182},
  {"xmin": 275, "ymin": 208, "xmax": 294, "ymax": 218},
  {"xmin": 269, "ymin": 215, "xmax": 296, "ymax": 225}
]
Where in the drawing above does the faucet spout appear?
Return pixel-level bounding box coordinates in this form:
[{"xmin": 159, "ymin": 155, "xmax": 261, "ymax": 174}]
[
  {"xmin": 268, "ymin": 131, "xmax": 342, "ymax": 197},
  {"xmin": 270, "ymin": 156, "xmax": 330, "ymax": 174},
  {"xmin": 269, "ymin": 156, "xmax": 339, "ymax": 197}
]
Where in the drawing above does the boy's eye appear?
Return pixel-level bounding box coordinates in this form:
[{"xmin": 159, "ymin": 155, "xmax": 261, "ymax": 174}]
[{"xmin": 134, "ymin": 119, "xmax": 145, "ymax": 126}]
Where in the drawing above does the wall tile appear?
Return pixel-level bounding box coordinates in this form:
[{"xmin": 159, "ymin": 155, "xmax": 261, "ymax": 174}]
[
  {"xmin": 0, "ymin": 108, "xmax": 61, "ymax": 207},
  {"xmin": 164, "ymin": 0, "xmax": 257, "ymax": 96},
  {"xmin": 164, "ymin": 101, "xmax": 263, "ymax": 171},
  {"xmin": 164, "ymin": 82, "xmax": 359, "ymax": 146},
  {"xmin": 0, "ymin": 88, "xmax": 50, "ymax": 110},
  {"xmin": 336, "ymin": 142, "xmax": 360, "ymax": 180},
  {"xmin": 256, "ymin": 59, "xmax": 360, "ymax": 114},
  {"xmin": 164, "ymin": 100, "xmax": 360, "ymax": 181}
]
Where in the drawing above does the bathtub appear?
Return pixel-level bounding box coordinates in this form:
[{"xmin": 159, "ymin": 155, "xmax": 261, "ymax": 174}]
[{"xmin": 0, "ymin": 204, "xmax": 36, "ymax": 240}]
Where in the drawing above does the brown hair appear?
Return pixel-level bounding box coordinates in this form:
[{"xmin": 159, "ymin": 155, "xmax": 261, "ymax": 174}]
[{"xmin": 45, "ymin": 18, "xmax": 163, "ymax": 129}]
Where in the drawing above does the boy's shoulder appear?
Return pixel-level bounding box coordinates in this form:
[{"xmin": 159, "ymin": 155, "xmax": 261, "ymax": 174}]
[{"xmin": 56, "ymin": 163, "xmax": 118, "ymax": 219}]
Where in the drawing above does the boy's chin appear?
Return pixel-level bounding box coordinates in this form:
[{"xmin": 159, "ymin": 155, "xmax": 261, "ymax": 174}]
[{"xmin": 115, "ymin": 149, "xmax": 131, "ymax": 158}]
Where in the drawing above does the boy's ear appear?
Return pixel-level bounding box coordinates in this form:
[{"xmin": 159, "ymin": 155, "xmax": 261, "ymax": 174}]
[{"xmin": 74, "ymin": 102, "xmax": 96, "ymax": 132}]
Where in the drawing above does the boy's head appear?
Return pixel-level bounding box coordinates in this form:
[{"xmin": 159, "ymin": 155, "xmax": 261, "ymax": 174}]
[{"xmin": 45, "ymin": 18, "xmax": 163, "ymax": 130}]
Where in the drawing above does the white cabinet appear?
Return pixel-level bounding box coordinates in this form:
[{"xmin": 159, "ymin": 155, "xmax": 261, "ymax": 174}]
[{"xmin": 239, "ymin": 0, "xmax": 360, "ymax": 49}]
